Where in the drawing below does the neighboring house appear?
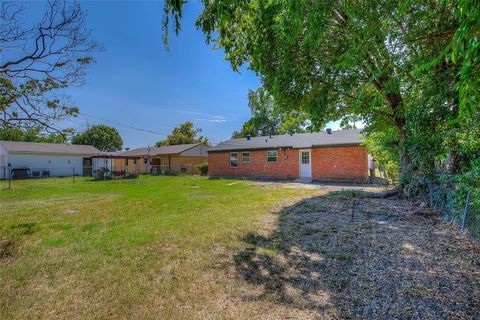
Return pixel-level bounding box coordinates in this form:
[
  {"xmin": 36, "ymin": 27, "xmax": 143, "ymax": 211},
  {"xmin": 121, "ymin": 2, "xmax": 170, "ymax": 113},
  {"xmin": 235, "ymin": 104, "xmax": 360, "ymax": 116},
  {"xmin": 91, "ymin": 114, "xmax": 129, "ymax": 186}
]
[
  {"xmin": 116, "ymin": 143, "xmax": 209, "ymax": 174},
  {"xmin": 207, "ymin": 129, "xmax": 369, "ymax": 182},
  {"xmin": 0, "ymin": 140, "xmax": 101, "ymax": 179},
  {"xmin": 90, "ymin": 151, "xmax": 141, "ymax": 175}
]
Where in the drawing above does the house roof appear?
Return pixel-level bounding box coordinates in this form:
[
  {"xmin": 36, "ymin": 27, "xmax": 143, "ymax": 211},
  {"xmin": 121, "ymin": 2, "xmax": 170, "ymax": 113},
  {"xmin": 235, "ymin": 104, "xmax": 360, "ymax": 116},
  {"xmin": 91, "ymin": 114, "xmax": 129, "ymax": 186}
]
[
  {"xmin": 118, "ymin": 143, "xmax": 206, "ymax": 157},
  {"xmin": 208, "ymin": 129, "xmax": 364, "ymax": 152},
  {"xmin": 0, "ymin": 140, "xmax": 102, "ymax": 155},
  {"xmin": 91, "ymin": 151, "xmax": 141, "ymax": 159}
]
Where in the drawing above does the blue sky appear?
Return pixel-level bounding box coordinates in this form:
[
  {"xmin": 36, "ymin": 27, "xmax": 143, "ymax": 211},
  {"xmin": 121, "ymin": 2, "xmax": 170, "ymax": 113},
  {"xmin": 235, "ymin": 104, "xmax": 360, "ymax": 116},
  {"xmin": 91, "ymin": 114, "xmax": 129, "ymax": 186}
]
[
  {"xmin": 23, "ymin": 1, "xmax": 340, "ymax": 148},
  {"xmin": 51, "ymin": 1, "xmax": 261, "ymax": 148}
]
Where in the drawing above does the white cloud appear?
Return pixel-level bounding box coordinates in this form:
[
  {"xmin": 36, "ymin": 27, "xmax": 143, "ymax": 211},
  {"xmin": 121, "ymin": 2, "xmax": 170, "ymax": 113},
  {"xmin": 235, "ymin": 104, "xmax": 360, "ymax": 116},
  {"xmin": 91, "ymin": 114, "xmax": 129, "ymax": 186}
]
[
  {"xmin": 195, "ymin": 115, "xmax": 227, "ymax": 123},
  {"xmin": 180, "ymin": 110, "xmax": 202, "ymax": 115}
]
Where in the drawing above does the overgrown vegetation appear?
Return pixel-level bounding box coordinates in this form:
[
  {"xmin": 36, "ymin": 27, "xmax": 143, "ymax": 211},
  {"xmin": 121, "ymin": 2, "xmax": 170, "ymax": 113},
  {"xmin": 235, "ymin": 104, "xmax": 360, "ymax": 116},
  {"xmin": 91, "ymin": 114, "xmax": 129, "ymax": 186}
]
[{"xmin": 404, "ymin": 161, "xmax": 480, "ymax": 239}]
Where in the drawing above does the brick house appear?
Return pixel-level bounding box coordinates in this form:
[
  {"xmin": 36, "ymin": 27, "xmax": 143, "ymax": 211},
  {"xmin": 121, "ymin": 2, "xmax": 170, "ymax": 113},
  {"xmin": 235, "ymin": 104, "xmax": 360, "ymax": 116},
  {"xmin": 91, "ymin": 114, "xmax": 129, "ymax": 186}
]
[{"xmin": 207, "ymin": 129, "xmax": 370, "ymax": 182}]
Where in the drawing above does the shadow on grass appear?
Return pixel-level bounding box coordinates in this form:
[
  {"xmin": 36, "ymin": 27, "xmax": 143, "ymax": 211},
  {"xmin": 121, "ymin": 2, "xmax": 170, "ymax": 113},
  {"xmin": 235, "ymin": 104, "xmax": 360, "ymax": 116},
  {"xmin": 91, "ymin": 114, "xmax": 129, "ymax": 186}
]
[{"xmin": 233, "ymin": 191, "xmax": 480, "ymax": 318}]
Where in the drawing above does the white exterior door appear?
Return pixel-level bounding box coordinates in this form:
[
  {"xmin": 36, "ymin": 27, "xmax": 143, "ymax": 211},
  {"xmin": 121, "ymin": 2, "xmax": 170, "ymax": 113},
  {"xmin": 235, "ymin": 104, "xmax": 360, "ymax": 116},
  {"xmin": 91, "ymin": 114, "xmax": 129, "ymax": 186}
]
[{"xmin": 299, "ymin": 149, "xmax": 312, "ymax": 178}]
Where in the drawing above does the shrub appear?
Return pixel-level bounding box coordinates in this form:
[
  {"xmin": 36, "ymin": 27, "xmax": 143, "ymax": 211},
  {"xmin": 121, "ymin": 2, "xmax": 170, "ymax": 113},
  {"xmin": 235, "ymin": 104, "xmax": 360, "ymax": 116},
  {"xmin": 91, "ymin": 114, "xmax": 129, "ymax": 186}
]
[{"xmin": 198, "ymin": 163, "xmax": 208, "ymax": 176}]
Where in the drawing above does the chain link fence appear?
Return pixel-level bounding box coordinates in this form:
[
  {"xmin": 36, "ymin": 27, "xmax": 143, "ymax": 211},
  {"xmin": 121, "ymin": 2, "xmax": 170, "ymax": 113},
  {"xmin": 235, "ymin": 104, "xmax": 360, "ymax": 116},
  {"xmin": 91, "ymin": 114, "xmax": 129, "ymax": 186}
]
[
  {"xmin": 426, "ymin": 179, "xmax": 479, "ymax": 241},
  {"xmin": 0, "ymin": 164, "xmax": 203, "ymax": 189}
]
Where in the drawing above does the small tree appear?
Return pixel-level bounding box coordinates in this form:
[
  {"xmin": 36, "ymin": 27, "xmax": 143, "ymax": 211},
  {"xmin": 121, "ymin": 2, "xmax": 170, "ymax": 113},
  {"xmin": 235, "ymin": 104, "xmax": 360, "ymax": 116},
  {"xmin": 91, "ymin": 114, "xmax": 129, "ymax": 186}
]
[
  {"xmin": 156, "ymin": 121, "xmax": 209, "ymax": 146},
  {"xmin": 72, "ymin": 125, "xmax": 123, "ymax": 152}
]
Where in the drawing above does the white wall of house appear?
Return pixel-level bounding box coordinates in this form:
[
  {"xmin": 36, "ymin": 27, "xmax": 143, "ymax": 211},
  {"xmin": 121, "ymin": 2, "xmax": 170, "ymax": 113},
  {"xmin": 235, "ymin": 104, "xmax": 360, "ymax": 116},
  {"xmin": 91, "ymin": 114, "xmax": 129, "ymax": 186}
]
[
  {"xmin": 0, "ymin": 144, "xmax": 7, "ymax": 166},
  {"xmin": 1, "ymin": 153, "xmax": 85, "ymax": 178},
  {"xmin": 0, "ymin": 144, "xmax": 7, "ymax": 179}
]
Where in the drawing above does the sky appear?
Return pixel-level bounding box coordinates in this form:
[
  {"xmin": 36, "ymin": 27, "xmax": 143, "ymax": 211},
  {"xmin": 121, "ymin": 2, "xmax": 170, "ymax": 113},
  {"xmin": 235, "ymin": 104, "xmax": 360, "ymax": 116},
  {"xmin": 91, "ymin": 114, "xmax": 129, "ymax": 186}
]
[{"xmin": 21, "ymin": 1, "xmax": 341, "ymax": 148}]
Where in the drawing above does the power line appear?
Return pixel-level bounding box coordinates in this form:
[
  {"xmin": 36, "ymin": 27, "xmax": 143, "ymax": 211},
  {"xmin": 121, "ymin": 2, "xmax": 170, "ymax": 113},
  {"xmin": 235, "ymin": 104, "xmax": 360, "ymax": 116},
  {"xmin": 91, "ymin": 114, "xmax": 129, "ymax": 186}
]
[
  {"xmin": 80, "ymin": 112, "xmax": 168, "ymax": 137},
  {"xmin": 70, "ymin": 113, "xmax": 272, "ymax": 147}
]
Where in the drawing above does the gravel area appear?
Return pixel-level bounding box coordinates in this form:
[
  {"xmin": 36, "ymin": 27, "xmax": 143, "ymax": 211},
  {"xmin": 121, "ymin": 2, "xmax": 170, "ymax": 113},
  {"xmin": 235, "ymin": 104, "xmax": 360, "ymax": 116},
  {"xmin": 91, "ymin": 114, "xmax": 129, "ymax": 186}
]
[{"xmin": 255, "ymin": 180, "xmax": 388, "ymax": 192}]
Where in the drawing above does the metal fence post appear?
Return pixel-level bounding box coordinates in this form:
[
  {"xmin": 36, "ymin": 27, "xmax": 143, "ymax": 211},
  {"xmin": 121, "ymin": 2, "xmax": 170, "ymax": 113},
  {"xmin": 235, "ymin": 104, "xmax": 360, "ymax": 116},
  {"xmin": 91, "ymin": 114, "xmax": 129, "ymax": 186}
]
[
  {"xmin": 8, "ymin": 164, "xmax": 12, "ymax": 190},
  {"xmin": 72, "ymin": 167, "xmax": 75, "ymax": 184},
  {"xmin": 461, "ymin": 192, "xmax": 471, "ymax": 232}
]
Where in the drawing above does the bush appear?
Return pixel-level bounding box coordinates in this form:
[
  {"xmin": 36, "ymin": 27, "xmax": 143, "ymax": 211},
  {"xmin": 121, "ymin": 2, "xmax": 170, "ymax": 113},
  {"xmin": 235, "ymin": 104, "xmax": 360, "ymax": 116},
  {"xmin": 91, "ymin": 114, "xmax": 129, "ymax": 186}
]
[
  {"xmin": 198, "ymin": 163, "xmax": 208, "ymax": 176},
  {"xmin": 384, "ymin": 160, "xmax": 399, "ymax": 183}
]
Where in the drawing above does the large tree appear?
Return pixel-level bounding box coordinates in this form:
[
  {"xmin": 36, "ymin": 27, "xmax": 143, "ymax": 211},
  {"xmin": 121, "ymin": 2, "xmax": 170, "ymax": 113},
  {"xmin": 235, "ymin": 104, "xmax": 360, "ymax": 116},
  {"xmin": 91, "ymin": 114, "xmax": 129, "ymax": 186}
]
[
  {"xmin": 162, "ymin": 0, "xmax": 476, "ymax": 181},
  {"xmin": 0, "ymin": 0, "xmax": 97, "ymax": 135},
  {"xmin": 156, "ymin": 121, "xmax": 209, "ymax": 146},
  {"xmin": 72, "ymin": 125, "xmax": 123, "ymax": 152},
  {"xmin": 232, "ymin": 87, "xmax": 308, "ymax": 138}
]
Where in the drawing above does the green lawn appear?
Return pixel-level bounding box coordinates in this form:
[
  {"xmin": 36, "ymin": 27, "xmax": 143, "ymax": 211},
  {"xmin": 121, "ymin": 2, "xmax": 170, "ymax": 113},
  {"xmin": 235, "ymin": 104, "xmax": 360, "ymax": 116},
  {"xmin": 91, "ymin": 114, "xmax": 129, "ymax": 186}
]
[
  {"xmin": 0, "ymin": 176, "xmax": 317, "ymax": 319},
  {"xmin": 2, "ymin": 176, "xmax": 479, "ymax": 319}
]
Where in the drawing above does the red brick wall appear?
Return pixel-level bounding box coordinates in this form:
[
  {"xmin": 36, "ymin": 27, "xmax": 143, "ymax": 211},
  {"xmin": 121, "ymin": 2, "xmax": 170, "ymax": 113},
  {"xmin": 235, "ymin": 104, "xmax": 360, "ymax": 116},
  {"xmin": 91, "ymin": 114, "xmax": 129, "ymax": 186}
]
[
  {"xmin": 208, "ymin": 149, "xmax": 299, "ymax": 179},
  {"xmin": 311, "ymin": 146, "xmax": 368, "ymax": 181},
  {"xmin": 208, "ymin": 146, "xmax": 368, "ymax": 181}
]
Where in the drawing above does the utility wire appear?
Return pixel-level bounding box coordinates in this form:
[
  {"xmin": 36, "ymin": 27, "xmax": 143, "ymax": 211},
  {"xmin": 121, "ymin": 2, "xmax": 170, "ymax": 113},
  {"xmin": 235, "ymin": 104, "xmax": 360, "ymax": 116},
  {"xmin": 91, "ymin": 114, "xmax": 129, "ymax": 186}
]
[
  {"xmin": 70, "ymin": 112, "xmax": 289, "ymax": 148},
  {"xmin": 80, "ymin": 112, "xmax": 168, "ymax": 137}
]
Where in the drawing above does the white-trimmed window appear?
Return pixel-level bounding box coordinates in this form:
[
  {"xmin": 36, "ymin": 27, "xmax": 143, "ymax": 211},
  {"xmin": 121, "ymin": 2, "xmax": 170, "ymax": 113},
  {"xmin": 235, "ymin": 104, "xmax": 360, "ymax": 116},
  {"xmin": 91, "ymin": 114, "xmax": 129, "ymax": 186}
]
[
  {"xmin": 301, "ymin": 151, "xmax": 310, "ymax": 164},
  {"xmin": 230, "ymin": 152, "xmax": 238, "ymax": 167},
  {"xmin": 267, "ymin": 150, "xmax": 277, "ymax": 162},
  {"xmin": 242, "ymin": 152, "xmax": 250, "ymax": 163}
]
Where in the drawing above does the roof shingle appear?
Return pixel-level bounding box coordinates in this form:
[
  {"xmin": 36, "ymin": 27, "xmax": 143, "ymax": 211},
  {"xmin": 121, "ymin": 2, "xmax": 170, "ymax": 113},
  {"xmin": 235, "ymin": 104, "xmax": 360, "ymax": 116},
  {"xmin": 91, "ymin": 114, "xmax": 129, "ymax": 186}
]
[
  {"xmin": 208, "ymin": 129, "xmax": 363, "ymax": 152},
  {"xmin": 0, "ymin": 140, "xmax": 102, "ymax": 155},
  {"xmin": 118, "ymin": 143, "xmax": 204, "ymax": 157}
]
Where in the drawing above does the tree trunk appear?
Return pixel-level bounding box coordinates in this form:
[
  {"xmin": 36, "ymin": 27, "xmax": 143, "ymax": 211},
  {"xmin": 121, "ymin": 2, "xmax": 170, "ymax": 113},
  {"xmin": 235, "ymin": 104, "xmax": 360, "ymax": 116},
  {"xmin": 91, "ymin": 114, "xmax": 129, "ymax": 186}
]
[
  {"xmin": 398, "ymin": 126, "xmax": 411, "ymax": 179},
  {"xmin": 386, "ymin": 92, "xmax": 411, "ymax": 180},
  {"xmin": 448, "ymin": 150, "xmax": 461, "ymax": 174},
  {"xmin": 448, "ymin": 101, "xmax": 461, "ymax": 174},
  {"xmin": 373, "ymin": 77, "xmax": 410, "ymax": 183}
]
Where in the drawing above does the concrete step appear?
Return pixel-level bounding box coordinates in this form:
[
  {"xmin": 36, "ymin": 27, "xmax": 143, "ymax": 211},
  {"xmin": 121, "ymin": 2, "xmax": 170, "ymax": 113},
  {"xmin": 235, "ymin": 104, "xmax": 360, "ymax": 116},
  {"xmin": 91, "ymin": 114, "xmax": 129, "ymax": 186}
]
[{"xmin": 293, "ymin": 177, "xmax": 313, "ymax": 183}]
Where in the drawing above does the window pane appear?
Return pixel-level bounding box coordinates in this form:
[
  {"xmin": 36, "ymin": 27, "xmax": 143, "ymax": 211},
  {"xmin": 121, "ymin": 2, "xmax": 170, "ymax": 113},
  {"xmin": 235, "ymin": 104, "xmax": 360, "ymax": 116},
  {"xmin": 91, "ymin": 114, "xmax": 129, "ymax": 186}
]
[
  {"xmin": 267, "ymin": 151, "xmax": 277, "ymax": 162},
  {"xmin": 242, "ymin": 152, "xmax": 250, "ymax": 162},
  {"xmin": 230, "ymin": 153, "xmax": 238, "ymax": 167},
  {"xmin": 302, "ymin": 151, "xmax": 309, "ymax": 164}
]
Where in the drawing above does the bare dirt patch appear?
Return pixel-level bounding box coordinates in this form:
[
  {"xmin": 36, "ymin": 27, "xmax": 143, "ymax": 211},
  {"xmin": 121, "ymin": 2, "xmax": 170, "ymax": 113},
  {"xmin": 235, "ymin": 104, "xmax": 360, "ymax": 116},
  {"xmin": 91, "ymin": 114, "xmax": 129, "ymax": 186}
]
[
  {"xmin": 233, "ymin": 190, "xmax": 480, "ymax": 319},
  {"xmin": 0, "ymin": 239, "xmax": 15, "ymax": 262}
]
